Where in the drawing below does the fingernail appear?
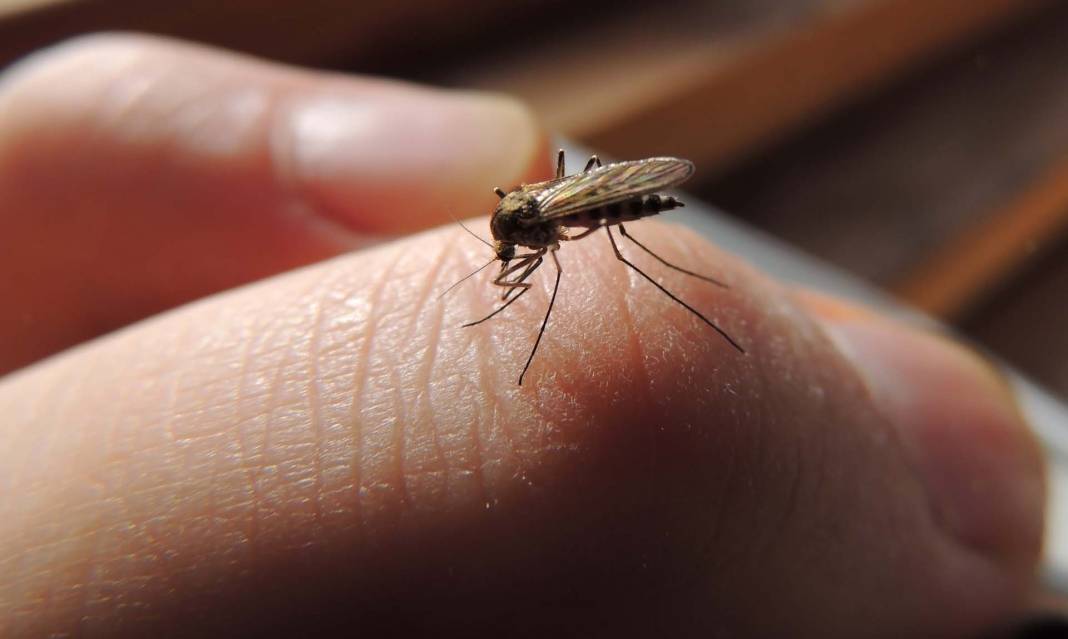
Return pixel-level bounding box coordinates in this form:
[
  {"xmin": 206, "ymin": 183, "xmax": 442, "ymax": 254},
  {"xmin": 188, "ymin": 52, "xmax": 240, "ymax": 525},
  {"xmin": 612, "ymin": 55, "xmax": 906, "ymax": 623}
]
[
  {"xmin": 817, "ymin": 313, "xmax": 1044, "ymax": 556},
  {"xmin": 276, "ymin": 84, "xmax": 543, "ymax": 232}
]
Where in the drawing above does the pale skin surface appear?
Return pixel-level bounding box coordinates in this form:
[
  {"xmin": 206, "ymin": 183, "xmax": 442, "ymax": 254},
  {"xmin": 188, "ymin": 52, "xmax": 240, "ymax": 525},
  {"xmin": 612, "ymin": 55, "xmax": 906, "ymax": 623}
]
[{"xmin": 0, "ymin": 35, "xmax": 1047, "ymax": 637}]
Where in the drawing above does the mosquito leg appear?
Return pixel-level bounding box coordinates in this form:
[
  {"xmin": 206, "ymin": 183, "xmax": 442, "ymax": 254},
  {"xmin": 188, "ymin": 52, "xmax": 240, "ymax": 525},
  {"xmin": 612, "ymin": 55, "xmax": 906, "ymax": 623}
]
[
  {"xmin": 556, "ymin": 149, "xmax": 566, "ymax": 178},
  {"xmin": 618, "ymin": 223, "xmax": 728, "ymax": 288},
  {"xmin": 463, "ymin": 253, "xmax": 544, "ymax": 325},
  {"xmin": 500, "ymin": 255, "xmax": 545, "ymax": 301},
  {"xmin": 606, "ymin": 226, "xmax": 744, "ymax": 353},
  {"xmin": 495, "ymin": 251, "xmax": 546, "ymax": 298},
  {"xmin": 494, "ymin": 252, "xmax": 545, "ymax": 285},
  {"xmin": 501, "ymin": 285, "xmax": 525, "ymax": 304},
  {"xmin": 584, "ymin": 155, "xmax": 602, "ymax": 172},
  {"xmin": 506, "ymin": 251, "xmax": 550, "ymax": 265},
  {"xmin": 562, "ymin": 225, "xmax": 601, "ymax": 242},
  {"xmin": 462, "ymin": 286, "xmax": 531, "ymax": 327},
  {"xmin": 519, "ymin": 248, "xmax": 563, "ymax": 385}
]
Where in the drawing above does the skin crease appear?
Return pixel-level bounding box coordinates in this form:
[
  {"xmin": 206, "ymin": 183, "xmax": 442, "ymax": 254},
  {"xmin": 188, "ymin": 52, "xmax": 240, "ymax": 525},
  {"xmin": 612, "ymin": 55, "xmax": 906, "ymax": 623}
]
[{"xmin": 0, "ymin": 35, "xmax": 1045, "ymax": 638}]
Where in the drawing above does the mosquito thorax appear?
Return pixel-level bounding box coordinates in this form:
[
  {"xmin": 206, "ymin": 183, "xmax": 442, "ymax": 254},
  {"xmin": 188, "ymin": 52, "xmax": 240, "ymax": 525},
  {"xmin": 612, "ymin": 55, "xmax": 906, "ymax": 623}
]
[
  {"xmin": 491, "ymin": 191, "xmax": 534, "ymax": 237},
  {"xmin": 491, "ymin": 189, "xmax": 561, "ymax": 249}
]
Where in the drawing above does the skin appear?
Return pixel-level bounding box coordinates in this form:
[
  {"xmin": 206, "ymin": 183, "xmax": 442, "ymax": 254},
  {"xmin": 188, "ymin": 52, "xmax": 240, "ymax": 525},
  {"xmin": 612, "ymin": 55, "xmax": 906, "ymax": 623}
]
[{"xmin": 0, "ymin": 35, "xmax": 1047, "ymax": 638}]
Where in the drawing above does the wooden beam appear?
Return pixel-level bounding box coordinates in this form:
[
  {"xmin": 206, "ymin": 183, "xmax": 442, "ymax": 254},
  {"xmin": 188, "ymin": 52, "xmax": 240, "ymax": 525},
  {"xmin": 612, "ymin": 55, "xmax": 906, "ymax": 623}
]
[
  {"xmin": 455, "ymin": 0, "xmax": 1048, "ymax": 173},
  {"xmin": 895, "ymin": 155, "xmax": 1068, "ymax": 319}
]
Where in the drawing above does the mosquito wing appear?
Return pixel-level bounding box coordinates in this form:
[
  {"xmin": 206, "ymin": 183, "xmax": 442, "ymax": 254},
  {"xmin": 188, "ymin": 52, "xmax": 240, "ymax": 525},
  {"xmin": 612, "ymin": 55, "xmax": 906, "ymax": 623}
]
[{"xmin": 534, "ymin": 157, "xmax": 694, "ymax": 220}]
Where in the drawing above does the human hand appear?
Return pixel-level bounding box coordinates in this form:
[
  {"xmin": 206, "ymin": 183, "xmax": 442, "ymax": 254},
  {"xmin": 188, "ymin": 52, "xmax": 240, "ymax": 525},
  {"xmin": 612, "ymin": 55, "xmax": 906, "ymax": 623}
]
[{"xmin": 0, "ymin": 35, "xmax": 1045, "ymax": 638}]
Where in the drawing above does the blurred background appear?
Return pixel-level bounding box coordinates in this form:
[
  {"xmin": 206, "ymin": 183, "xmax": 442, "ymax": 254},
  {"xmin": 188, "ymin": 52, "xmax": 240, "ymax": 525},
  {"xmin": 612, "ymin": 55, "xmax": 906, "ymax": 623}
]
[{"xmin": 1, "ymin": 0, "xmax": 1065, "ymax": 401}]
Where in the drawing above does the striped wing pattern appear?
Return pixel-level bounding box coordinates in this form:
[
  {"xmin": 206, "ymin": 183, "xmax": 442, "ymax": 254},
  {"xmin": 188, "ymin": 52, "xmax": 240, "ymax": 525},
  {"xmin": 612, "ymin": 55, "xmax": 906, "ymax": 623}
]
[{"xmin": 534, "ymin": 157, "xmax": 695, "ymax": 220}]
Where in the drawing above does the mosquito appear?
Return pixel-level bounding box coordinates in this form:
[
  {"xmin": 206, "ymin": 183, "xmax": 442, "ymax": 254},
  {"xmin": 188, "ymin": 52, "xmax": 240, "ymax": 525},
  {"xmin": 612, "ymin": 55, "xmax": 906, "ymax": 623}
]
[{"xmin": 454, "ymin": 149, "xmax": 745, "ymax": 385}]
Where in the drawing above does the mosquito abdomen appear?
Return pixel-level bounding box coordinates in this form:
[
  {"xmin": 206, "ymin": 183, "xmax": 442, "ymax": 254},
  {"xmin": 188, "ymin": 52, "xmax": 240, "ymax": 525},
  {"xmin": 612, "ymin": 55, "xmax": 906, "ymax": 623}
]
[
  {"xmin": 563, "ymin": 194, "xmax": 684, "ymax": 227},
  {"xmin": 637, "ymin": 194, "xmax": 683, "ymax": 214}
]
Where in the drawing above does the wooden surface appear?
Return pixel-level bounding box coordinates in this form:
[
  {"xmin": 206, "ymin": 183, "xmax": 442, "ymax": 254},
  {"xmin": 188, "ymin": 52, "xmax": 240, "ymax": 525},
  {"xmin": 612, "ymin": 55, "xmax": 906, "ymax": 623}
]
[
  {"xmin": 965, "ymin": 245, "xmax": 1068, "ymax": 398},
  {"xmin": 0, "ymin": 0, "xmax": 69, "ymax": 18},
  {"xmin": 445, "ymin": 0, "xmax": 1048, "ymax": 172},
  {"xmin": 897, "ymin": 155, "xmax": 1068, "ymax": 319},
  {"xmin": 0, "ymin": 1, "xmax": 566, "ymax": 70},
  {"xmin": 701, "ymin": 4, "xmax": 1068, "ymax": 312}
]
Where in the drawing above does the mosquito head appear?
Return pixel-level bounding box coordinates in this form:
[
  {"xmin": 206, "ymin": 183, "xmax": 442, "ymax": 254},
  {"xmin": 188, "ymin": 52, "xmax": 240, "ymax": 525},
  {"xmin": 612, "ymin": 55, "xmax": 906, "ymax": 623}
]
[{"xmin": 495, "ymin": 241, "xmax": 515, "ymax": 264}]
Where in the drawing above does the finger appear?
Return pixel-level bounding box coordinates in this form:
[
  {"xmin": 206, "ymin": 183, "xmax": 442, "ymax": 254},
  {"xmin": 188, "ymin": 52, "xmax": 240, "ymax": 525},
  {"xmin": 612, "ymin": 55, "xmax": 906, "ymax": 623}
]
[
  {"xmin": 792, "ymin": 288, "xmax": 1044, "ymax": 553},
  {"xmin": 0, "ymin": 221, "xmax": 1043, "ymax": 638},
  {"xmin": 0, "ymin": 33, "xmax": 549, "ymax": 373}
]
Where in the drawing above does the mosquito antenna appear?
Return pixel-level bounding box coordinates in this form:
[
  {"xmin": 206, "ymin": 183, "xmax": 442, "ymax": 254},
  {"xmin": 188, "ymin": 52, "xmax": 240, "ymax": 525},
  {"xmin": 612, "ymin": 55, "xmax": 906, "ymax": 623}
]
[
  {"xmin": 449, "ymin": 212, "xmax": 493, "ymax": 249},
  {"xmin": 439, "ymin": 256, "xmax": 497, "ymax": 299}
]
